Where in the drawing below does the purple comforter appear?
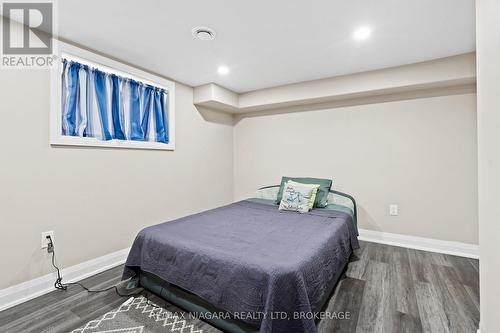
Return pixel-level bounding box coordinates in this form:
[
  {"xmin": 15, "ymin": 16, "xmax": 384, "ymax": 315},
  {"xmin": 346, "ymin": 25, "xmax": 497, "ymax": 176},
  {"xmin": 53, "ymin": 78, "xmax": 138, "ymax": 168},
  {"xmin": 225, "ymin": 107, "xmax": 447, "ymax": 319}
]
[{"xmin": 123, "ymin": 200, "xmax": 359, "ymax": 333}]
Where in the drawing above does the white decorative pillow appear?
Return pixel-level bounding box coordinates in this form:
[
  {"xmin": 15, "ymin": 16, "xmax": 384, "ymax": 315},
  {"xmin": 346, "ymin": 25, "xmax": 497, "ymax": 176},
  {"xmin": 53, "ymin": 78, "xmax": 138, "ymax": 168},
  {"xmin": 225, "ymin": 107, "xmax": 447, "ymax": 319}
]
[
  {"xmin": 287, "ymin": 180, "xmax": 320, "ymax": 210},
  {"xmin": 278, "ymin": 181, "xmax": 315, "ymax": 213}
]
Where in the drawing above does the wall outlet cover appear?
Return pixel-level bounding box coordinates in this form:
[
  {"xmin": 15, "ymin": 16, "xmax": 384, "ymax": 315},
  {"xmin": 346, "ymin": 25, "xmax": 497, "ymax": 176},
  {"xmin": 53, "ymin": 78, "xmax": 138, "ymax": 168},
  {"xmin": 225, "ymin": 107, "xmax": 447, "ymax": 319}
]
[
  {"xmin": 41, "ymin": 231, "xmax": 54, "ymax": 249},
  {"xmin": 389, "ymin": 204, "xmax": 399, "ymax": 216}
]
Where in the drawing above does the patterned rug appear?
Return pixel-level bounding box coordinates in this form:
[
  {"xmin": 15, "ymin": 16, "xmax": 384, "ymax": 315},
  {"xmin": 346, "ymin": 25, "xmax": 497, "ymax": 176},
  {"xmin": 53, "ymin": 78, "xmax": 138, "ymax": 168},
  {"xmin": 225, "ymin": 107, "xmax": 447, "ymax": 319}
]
[{"xmin": 72, "ymin": 296, "xmax": 218, "ymax": 333}]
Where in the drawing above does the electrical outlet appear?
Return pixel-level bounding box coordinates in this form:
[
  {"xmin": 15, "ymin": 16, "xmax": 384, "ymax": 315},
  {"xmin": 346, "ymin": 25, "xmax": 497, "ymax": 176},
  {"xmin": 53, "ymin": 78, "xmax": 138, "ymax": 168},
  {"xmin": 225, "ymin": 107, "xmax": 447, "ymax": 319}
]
[
  {"xmin": 389, "ymin": 204, "xmax": 398, "ymax": 216},
  {"xmin": 41, "ymin": 231, "xmax": 54, "ymax": 249}
]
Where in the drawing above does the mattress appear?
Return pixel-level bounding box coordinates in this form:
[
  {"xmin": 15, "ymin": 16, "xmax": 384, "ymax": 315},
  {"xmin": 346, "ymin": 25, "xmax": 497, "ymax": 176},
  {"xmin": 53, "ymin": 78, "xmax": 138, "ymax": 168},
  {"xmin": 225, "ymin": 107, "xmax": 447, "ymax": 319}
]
[{"xmin": 123, "ymin": 200, "xmax": 359, "ymax": 333}]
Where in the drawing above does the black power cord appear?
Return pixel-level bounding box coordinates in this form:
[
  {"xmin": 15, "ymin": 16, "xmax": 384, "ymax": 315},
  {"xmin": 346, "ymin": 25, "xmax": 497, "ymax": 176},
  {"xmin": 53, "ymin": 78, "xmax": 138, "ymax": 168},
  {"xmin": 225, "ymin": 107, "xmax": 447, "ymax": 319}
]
[{"xmin": 46, "ymin": 235, "xmax": 142, "ymax": 297}]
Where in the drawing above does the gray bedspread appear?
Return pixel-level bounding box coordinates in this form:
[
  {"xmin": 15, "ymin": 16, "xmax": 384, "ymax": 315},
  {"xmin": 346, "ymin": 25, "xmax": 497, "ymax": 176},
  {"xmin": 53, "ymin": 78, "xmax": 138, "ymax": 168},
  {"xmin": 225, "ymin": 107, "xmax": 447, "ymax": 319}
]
[{"xmin": 123, "ymin": 200, "xmax": 359, "ymax": 333}]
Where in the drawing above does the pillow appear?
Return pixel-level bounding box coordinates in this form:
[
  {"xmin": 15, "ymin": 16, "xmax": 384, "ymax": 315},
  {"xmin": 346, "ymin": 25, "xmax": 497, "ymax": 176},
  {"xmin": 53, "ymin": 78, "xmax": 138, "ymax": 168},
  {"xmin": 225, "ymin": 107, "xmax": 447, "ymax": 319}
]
[
  {"xmin": 287, "ymin": 180, "xmax": 320, "ymax": 210},
  {"xmin": 279, "ymin": 181, "xmax": 315, "ymax": 213},
  {"xmin": 276, "ymin": 177, "xmax": 333, "ymax": 208}
]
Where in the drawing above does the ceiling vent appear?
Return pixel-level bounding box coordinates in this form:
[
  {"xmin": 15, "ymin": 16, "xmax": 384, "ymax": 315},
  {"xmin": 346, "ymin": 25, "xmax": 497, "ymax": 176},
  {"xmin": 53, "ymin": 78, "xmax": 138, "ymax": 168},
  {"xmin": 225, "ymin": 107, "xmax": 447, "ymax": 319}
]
[{"xmin": 192, "ymin": 26, "xmax": 216, "ymax": 41}]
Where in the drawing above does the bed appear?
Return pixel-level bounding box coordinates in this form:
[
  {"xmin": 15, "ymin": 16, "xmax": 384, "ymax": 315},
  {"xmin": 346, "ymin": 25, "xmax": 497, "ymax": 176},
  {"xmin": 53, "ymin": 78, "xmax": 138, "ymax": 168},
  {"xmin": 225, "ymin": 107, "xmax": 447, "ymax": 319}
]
[{"xmin": 123, "ymin": 186, "xmax": 359, "ymax": 333}]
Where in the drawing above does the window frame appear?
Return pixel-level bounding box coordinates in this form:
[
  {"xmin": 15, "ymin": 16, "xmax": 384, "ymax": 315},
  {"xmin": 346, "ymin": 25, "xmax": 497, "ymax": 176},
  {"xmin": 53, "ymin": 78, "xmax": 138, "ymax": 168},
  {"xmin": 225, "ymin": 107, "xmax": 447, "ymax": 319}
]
[{"xmin": 50, "ymin": 40, "xmax": 176, "ymax": 150}]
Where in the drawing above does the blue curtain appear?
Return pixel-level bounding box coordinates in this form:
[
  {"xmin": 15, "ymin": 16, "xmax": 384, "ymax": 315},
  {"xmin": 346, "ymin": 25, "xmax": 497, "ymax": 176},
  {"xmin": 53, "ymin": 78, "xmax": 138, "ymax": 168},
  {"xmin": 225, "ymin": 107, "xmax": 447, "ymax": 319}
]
[{"xmin": 61, "ymin": 59, "xmax": 169, "ymax": 143}]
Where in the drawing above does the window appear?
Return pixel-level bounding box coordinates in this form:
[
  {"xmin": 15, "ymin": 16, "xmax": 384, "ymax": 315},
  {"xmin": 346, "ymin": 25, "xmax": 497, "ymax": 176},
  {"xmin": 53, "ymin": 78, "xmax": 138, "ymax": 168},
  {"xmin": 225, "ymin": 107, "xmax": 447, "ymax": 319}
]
[{"xmin": 50, "ymin": 41, "xmax": 175, "ymax": 150}]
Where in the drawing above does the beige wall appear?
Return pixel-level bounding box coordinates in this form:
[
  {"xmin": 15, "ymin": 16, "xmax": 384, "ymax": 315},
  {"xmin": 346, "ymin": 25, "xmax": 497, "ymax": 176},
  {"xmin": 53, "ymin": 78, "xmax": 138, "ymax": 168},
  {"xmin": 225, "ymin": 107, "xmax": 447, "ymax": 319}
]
[
  {"xmin": 234, "ymin": 93, "xmax": 478, "ymax": 244},
  {"xmin": 0, "ymin": 69, "xmax": 234, "ymax": 289},
  {"xmin": 476, "ymin": 0, "xmax": 500, "ymax": 332}
]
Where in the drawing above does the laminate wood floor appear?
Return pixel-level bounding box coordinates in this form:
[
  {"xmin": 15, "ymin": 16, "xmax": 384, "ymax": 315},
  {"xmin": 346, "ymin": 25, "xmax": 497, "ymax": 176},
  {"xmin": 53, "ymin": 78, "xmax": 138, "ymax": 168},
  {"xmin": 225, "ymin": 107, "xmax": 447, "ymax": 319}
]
[{"xmin": 0, "ymin": 241, "xmax": 479, "ymax": 333}]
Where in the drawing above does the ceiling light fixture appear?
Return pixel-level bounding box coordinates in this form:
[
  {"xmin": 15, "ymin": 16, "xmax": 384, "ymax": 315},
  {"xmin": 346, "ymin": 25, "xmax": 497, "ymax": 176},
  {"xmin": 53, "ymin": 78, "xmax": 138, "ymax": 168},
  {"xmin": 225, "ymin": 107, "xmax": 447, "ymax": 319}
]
[
  {"xmin": 217, "ymin": 65, "xmax": 230, "ymax": 75},
  {"xmin": 192, "ymin": 26, "xmax": 216, "ymax": 41},
  {"xmin": 353, "ymin": 26, "xmax": 372, "ymax": 41}
]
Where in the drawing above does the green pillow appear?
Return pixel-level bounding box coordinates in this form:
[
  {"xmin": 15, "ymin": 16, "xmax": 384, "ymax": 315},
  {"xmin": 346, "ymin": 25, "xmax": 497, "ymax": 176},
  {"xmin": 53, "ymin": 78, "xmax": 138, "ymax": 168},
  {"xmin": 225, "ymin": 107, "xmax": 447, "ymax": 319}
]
[{"xmin": 276, "ymin": 177, "xmax": 333, "ymax": 208}]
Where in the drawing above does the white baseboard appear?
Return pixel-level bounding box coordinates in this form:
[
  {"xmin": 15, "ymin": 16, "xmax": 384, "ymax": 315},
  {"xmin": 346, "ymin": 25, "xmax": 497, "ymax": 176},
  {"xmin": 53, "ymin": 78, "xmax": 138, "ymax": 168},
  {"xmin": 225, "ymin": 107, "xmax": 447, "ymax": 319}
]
[
  {"xmin": 0, "ymin": 247, "xmax": 130, "ymax": 312},
  {"xmin": 358, "ymin": 228, "xmax": 479, "ymax": 259}
]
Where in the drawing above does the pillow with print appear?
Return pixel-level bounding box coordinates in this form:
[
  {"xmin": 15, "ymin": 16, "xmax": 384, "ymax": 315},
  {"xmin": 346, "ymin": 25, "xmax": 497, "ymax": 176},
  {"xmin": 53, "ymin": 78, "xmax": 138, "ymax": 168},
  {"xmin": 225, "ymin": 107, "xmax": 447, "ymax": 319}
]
[
  {"xmin": 276, "ymin": 177, "xmax": 333, "ymax": 208},
  {"xmin": 278, "ymin": 181, "xmax": 315, "ymax": 213},
  {"xmin": 287, "ymin": 180, "xmax": 320, "ymax": 210}
]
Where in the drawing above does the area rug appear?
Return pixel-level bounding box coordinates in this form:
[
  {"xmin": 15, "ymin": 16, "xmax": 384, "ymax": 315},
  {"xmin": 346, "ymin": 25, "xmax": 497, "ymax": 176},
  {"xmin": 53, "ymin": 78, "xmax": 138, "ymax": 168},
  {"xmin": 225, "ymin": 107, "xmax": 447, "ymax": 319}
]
[{"xmin": 71, "ymin": 296, "xmax": 217, "ymax": 333}]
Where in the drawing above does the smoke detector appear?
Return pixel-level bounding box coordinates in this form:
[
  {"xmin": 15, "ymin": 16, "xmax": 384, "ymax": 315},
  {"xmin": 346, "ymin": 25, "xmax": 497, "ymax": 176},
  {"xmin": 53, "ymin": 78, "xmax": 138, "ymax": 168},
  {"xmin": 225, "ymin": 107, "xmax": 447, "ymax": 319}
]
[{"xmin": 192, "ymin": 26, "xmax": 217, "ymax": 41}]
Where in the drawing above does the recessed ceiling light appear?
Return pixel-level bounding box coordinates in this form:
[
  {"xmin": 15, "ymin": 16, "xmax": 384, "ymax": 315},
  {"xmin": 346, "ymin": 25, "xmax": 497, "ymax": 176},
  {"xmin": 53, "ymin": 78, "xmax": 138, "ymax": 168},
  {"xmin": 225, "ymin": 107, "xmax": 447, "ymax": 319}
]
[
  {"xmin": 192, "ymin": 26, "xmax": 216, "ymax": 41},
  {"xmin": 217, "ymin": 65, "xmax": 230, "ymax": 75},
  {"xmin": 353, "ymin": 26, "xmax": 372, "ymax": 41}
]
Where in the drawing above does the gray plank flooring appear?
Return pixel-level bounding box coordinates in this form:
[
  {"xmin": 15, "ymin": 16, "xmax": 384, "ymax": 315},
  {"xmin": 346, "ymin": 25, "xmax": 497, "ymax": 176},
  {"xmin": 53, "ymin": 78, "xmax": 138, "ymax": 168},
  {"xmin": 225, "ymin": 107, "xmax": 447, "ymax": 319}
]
[{"xmin": 0, "ymin": 241, "xmax": 479, "ymax": 333}]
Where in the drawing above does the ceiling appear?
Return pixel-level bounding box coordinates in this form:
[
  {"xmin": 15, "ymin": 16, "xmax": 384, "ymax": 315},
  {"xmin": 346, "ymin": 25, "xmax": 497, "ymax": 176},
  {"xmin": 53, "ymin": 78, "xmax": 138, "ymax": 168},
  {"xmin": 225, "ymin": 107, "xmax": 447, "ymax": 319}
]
[{"xmin": 56, "ymin": 0, "xmax": 475, "ymax": 93}]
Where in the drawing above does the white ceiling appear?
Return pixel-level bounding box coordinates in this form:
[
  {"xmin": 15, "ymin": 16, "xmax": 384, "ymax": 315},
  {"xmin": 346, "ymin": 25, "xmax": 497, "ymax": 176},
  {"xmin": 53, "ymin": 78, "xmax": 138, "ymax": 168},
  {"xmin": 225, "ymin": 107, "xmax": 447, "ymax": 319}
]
[{"xmin": 57, "ymin": 0, "xmax": 476, "ymax": 93}]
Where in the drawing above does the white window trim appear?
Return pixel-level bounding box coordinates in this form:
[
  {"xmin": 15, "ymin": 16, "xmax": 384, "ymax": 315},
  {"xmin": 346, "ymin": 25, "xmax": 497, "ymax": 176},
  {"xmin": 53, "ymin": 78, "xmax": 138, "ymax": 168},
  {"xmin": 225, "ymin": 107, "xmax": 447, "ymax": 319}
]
[{"xmin": 50, "ymin": 40, "xmax": 176, "ymax": 151}]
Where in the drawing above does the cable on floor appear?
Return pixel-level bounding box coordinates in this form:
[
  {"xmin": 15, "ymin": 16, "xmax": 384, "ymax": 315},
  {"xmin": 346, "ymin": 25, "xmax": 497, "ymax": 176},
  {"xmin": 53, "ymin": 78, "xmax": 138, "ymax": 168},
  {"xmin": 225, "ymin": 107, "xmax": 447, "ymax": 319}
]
[{"xmin": 47, "ymin": 235, "xmax": 143, "ymax": 298}]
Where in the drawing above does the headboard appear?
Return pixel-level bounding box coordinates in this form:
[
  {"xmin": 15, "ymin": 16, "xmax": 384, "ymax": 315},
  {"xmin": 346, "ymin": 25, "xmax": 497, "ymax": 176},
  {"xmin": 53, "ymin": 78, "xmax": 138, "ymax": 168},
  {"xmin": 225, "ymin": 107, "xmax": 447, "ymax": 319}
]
[{"xmin": 256, "ymin": 185, "xmax": 358, "ymax": 224}]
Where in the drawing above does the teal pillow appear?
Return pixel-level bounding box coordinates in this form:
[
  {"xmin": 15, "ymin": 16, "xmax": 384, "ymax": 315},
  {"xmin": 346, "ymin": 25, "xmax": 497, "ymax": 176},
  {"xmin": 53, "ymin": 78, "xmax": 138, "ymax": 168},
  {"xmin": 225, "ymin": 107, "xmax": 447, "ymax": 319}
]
[{"xmin": 276, "ymin": 177, "xmax": 333, "ymax": 208}]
